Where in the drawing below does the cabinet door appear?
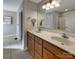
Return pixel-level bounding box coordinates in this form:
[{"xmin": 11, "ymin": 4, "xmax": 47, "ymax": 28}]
[
  {"xmin": 55, "ymin": 57, "xmax": 59, "ymax": 59},
  {"xmin": 35, "ymin": 36, "xmax": 43, "ymax": 59},
  {"xmin": 27, "ymin": 32, "xmax": 31, "ymax": 51},
  {"xmin": 59, "ymin": 54, "xmax": 75, "ymax": 59},
  {"xmin": 35, "ymin": 51, "xmax": 42, "ymax": 59},
  {"xmin": 30, "ymin": 38, "xmax": 34, "ymax": 56},
  {"xmin": 43, "ymin": 48, "xmax": 54, "ymax": 59},
  {"xmin": 35, "ymin": 42, "xmax": 42, "ymax": 56},
  {"xmin": 28, "ymin": 38, "xmax": 31, "ymax": 52},
  {"xmin": 27, "ymin": 32, "xmax": 35, "ymax": 57}
]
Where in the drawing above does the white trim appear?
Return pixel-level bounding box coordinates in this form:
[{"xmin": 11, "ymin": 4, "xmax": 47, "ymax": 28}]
[
  {"xmin": 3, "ymin": 34, "xmax": 17, "ymax": 37},
  {"xmin": 21, "ymin": 47, "xmax": 28, "ymax": 51}
]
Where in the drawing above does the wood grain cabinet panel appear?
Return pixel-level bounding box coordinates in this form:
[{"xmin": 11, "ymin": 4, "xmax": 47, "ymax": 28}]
[
  {"xmin": 43, "ymin": 48, "xmax": 54, "ymax": 59},
  {"xmin": 43, "ymin": 40, "xmax": 65, "ymax": 55},
  {"xmin": 35, "ymin": 36, "xmax": 43, "ymax": 59},
  {"xmin": 43, "ymin": 40, "xmax": 74, "ymax": 59},
  {"xmin": 35, "ymin": 52, "xmax": 42, "ymax": 59},
  {"xmin": 55, "ymin": 57, "xmax": 59, "ymax": 59},
  {"xmin": 27, "ymin": 32, "xmax": 35, "ymax": 57},
  {"xmin": 27, "ymin": 38, "xmax": 31, "ymax": 52},
  {"xmin": 35, "ymin": 36, "xmax": 42, "ymax": 44},
  {"xmin": 35, "ymin": 42, "xmax": 42, "ymax": 56},
  {"xmin": 30, "ymin": 38, "xmax": 35, "ymax": 56},
  {"xmin": 58, "ymin": 54, "xmax": 75, "ymax": 59}
]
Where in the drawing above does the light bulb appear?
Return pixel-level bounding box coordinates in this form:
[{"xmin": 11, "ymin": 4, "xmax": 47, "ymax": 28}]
[
  {"xmin": 55, "ymin": 3, "xmax": 60, "ymax": 7},
  {"xmin": 42, "ymin": 5, "xmax": 46, "ymax": 9},
  {"xmin": 46, "ymin": 7, "xmax": 50, "ymax": 10},
  {"xmin": 46, "ymin": 3, "xmax": 51, "ymax": 7},
  {"xmin": 50, "ymin": 5, "xmax": 54, "ymax": 8},
  {"xmin": 51, "ymin": 0, "xmax": 57, "ymax": 5}
]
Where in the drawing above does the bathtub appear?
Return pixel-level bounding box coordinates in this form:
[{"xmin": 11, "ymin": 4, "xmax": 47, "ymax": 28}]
[{"xmin": 3, "ymin": 34, "xmax": 17, "ymax": 46}]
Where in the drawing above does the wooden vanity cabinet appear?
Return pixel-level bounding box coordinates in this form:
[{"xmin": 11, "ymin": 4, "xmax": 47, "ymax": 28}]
[{"xmin": 27, "ymin": 31, "xmax": 74, "ymax": 59}]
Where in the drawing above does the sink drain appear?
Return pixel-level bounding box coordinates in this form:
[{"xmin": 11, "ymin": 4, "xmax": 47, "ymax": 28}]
[{"xmin": 61, "ymin": 43, "xmax": 64, "ymax": 45}]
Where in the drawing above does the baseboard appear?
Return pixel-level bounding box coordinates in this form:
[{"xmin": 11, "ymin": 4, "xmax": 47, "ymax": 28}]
[{"xmin": 21, "ymin": 47, "xmax": 28, "ymax": 51}]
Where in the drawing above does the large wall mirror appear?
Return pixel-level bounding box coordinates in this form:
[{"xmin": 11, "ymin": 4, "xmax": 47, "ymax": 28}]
[{"xmin": 37, "ymin": 0, "xmax": 75, "ymax": 34}]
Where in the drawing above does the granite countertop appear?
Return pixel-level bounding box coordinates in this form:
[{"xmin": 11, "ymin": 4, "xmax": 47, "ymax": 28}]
[{"xmin": 28, "ymin": 30, "xmax": 75, "ymax": 55}]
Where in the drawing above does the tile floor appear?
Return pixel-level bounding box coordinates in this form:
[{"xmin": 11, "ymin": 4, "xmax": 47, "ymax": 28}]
[{"xmin": 3, "ymin": 49, "xmax": 34, "ymax": 59}]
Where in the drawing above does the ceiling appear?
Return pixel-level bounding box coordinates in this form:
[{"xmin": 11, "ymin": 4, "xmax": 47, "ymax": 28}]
[
  {"xmin": 50, "ymin": 0, "xmax": 75, "ymax": 13},
  {"xmin": 30, "ymin": 0, "xmax": 42, "ymax": 3},
  {"xmin": 4, "ymin": 0, "xmax": 75, "ymax": 12},
  {"xmin": 35, "ymin": 0, "xmax": 75, "ymax": 13},
  {"xmin": 3, "ymin": 0, "xmax": 23, "ymax": 11}
]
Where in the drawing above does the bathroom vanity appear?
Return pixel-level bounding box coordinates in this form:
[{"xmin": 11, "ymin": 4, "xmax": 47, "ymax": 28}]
[{"xmin": 27, "ymin": 31, "xmax": 75, "ymax": 59}]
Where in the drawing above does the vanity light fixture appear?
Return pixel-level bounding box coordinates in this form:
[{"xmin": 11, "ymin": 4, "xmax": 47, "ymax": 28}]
[{"xmin": 42, "ymin": 0, "xmax": 61, "ymax": 10}]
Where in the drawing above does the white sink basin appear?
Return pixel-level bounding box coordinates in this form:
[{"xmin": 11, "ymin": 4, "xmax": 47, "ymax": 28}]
[{"xmin": 51, "ymin": 36, "xmax": 73, "ymax": 46}]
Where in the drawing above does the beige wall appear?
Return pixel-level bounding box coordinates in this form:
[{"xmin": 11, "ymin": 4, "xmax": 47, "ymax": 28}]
[
  {"xmin": 23, "ymin": 0, "xmax": 38, "ymax": 32},
  {"xmin": 23, "ymin": 0, "xmax": 38, "ymax": 49},
  {"xmin": 3, "ymin": 10, "xmax": 17, "ymax": 35}
]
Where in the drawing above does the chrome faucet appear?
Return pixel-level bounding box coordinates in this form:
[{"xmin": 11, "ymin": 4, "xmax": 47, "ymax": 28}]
[
  {"xmin": 62, "ymin": 33, "xmax": 69, "ymax": 39},
  {"xmin": 36, "ymin": 27, "xmax": 41, "ymax": 33}
]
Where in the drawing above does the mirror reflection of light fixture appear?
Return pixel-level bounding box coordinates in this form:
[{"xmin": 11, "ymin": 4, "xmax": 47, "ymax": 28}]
[
  {"xmin": 46, "ymin": 3, "xmax": 51, "ymax": 7},
  {"xmin": 46, "ymin": 7, "xmax": 50, "ymax": 10},
  {"xmin": 51, "ymin": 0, "xmax": 57, "ymax": 5},
  {"xmin": 42, "ymin": 5, "xmax": 46, "ymax": 9},
  {"xmin": 55, "ymin": 2, "xmax": 60, "ymax": 7},
  {"xmin": 42, "ymin": 0, "xmax": 61, "ymax": 10},
  {"xmin": 50, "ymin": 5, "xmax": 54, "ymax": 8}
]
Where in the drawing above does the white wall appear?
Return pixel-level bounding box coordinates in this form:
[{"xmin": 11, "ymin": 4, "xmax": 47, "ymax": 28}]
[
  {"xmin": 16, "ymin": 2, "xmax": 23, "ymax": 40},
  {"xmin": 63, "ymin": 11, "xmax": 75, "ymax": 33},
  {"xmin": 23, "ymin": 0, "xmax": 38, "ymax": 49},
  {"xmin": 3, "ymin": 10, "xmax": 17, "ymax": 35}
]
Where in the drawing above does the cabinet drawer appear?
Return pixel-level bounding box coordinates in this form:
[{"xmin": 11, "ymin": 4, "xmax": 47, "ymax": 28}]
[
  {"xmin": 58, "ymin": 54, "xmax": 74, "ymax": 59},
  {"xmin": 35, "ymin": 42, "xmax": 42, "ymax": 56},
  {"xmin": 43, "ymin": 40, "xmax": 66, "ymax": 55},
  {"xmin": 35, "ymin": 36, "xmax": 42, "ymax": 44}
]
